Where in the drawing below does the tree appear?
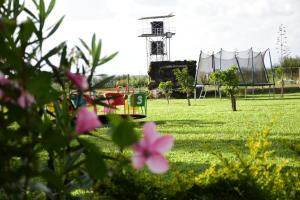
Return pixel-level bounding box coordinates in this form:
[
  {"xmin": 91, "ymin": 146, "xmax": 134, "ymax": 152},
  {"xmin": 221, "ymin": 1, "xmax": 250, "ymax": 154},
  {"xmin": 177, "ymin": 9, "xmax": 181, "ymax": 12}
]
[
  {"xmin": 210, "ymin": 65, "xmax": 239, "ymax": 111},
  {"xmin": 158, "ymin": 81, "xmax": 173, "ymax": 104},
  {"xmin": 173, "ymin": 68, "xmax": 194, "ymax": 106}
]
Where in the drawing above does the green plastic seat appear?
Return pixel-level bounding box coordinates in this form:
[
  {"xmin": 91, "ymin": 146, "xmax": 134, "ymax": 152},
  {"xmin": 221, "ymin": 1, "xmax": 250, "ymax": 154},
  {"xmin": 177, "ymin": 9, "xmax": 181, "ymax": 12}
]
[{"xmin": 127, "ymin": 93, "xmax": 147, "ymax": 115}]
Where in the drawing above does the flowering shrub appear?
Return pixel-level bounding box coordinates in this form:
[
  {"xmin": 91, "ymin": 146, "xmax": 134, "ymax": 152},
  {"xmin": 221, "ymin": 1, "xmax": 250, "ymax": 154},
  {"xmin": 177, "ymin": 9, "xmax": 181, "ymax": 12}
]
[
  {"xmin": 95, "ymin": 127, "xmax": 300, "ymax": 200},
  {"xmin": 0, "ymin": 1, "xmax": 174, "ymax": 199}
]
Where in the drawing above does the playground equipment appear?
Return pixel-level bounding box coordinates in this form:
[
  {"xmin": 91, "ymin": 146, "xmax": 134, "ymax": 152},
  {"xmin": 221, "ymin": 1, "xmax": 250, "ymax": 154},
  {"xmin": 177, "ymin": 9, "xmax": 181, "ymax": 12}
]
[
  {"xmin": 99, "ymin": 88, "xmax": 147, "ymax": 117},
  {"xmin": 46, "ymin": 85, "xmax": 148, "ymax": 124},
  {"xmin": 127, "ymin": 93, "xmax": 147, "ymax": 115}
]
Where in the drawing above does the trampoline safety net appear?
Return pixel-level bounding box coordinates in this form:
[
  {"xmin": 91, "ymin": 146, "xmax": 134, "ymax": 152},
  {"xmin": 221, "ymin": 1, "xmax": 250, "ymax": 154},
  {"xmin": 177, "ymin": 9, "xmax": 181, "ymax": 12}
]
[{"xmin": 195, "ymin": 48, "xmax": 274, "ymax": 86}]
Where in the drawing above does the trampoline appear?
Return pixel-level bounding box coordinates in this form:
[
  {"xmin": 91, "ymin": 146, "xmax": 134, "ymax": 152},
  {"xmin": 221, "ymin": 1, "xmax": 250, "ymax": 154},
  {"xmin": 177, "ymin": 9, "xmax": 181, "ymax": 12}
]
[{"xmin": 195, "ymin": 48, "xmax": 275, "ymax": 87}]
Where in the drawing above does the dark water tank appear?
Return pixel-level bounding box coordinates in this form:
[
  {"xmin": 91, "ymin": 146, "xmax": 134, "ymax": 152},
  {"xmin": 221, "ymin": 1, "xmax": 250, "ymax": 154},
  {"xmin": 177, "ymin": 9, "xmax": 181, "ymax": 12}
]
[
  {"xmin": 151, "ymin": 41, "xmax": 164, "ymax": 55},
  {"xmin": 151, "ymin": 21, "xmax": 164, "ymax": 35}
]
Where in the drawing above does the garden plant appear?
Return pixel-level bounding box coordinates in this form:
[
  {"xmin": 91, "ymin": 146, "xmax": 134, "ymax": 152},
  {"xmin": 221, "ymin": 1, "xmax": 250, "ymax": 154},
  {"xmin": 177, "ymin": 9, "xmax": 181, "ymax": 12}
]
[
  {"xmin": 209, "ymin": 65, "xmax": 239, "ymax": 111},
  {"xmin": 158, "ymin": 80, "xmax": 173, "ymax": 104},
  {"xmin": 173, "ymin": 68, "xmax": 194, "ymax": 106}
]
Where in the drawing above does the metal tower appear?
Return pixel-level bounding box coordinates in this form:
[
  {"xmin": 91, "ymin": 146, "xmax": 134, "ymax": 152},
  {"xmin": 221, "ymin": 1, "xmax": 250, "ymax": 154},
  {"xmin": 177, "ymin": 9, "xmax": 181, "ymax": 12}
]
[{"xmin": 138, "ymin": 14, "xmax": 175, "ymax": 67}]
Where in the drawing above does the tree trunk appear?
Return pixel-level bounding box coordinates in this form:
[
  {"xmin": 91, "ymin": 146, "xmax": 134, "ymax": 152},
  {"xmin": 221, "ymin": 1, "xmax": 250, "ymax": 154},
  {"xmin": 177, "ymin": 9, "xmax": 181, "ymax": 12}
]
[
  {"xmin": 167, "ymin": 96, "xmax": 169, "ymax": 104},
  {"xmin": 230, "ymin": 94, "xmax": 237, "ymax": 111},
  {"xmin": 281, "ymin": 79, "xmax": 284, "ymax": 98},
  {"xmin": 187, "ymin": 93, "xmax": 191, "ymax": 106}
]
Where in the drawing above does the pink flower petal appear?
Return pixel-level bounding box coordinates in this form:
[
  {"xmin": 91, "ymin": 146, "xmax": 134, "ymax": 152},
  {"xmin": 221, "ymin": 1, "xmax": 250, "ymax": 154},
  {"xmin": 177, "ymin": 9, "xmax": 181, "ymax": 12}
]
[
  {"xmin": 103, "ymin": 106, "xmax": 116, "ymax": 113},
  {"xmin": 0, "ymin": 72, "xmax": 11, "ymax": 85},
  {"xmin": 76, "ymin": 107, "xmax": 102, "ymax": 134},
  {"xmin": 66, "ymin": 71, "xmax": 88, "ymax": 91},
  {"xmin": 132, "ymin": 143, "xmax": 144, "ymax": 152},
  {"xmin": 17, "ymin": 91, "xmax": 35, "ymax": 109},
  {"xmin": 132, "ymin": 152, "xmax": 146, "ymax": 169},
  {"xmin": 151, "ymin": 135, "xmax": 175, "ymax": 154},
  {"xmin": 146, "ymin": 153, "xmax": 169, "ymax": 174},
  {"xmin": 143, "ymin": 122, "xmax": 159, "ymax": 145}
]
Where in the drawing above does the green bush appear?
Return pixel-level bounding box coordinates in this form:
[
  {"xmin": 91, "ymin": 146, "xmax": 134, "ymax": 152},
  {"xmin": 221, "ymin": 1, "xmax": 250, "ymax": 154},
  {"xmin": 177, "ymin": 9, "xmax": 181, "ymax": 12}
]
[{"xmin": 94, "ymin": 127, "xmax": 300, "ymax": 200}]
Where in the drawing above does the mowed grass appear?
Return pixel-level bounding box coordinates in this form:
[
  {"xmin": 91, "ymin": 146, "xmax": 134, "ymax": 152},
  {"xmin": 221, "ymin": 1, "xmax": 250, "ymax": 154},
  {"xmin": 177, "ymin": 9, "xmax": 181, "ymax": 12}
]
[{"xmin": 94, "ymin": 92, "xmax": 300, "ymax": 172}]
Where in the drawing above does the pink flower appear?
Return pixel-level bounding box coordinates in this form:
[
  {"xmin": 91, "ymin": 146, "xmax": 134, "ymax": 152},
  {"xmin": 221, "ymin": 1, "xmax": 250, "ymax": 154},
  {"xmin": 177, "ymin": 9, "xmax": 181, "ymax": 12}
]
[
  {"xmin": 66, "ymin": 71, "xmax": 88, "ymax": 91},
  {"xmin": 103, "ymin": 106, "xmax": 116, "ymax": 113},
  {"xmin": 76, "ymin": 107, "xmax": 102, "ymax": 134},
  {"xmin": 132, "ymin": 122, "xmax": 175, "ymax": 174},
  {"xmin": 0, "ymin": 72, "xmax": 11, "ymax": 85},
  {"xmin": 17, "ymin": 90, "xmax": 35, "ymax": 109},
  {"xmin": 103, "ymin": 99, "xmax": 116, "ymax": 113}
]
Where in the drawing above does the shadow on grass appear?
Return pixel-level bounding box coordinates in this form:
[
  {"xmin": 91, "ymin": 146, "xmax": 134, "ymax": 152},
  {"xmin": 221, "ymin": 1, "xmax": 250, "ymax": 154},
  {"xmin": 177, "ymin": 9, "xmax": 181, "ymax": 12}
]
[
  {"xmin": 243, "ymin": 97, "xmax": 300, "ymax": 101},
  {"xmin": 171, "ymin": 157, "xmax": 300, "ymax": 173},
  {"xmin": 173, "ymin": 137, "xmax": 300, "ymax": 160},
  {"xmin": 174, "ymin": 138, "xmax": 246, "ymax": 152},
  {"xmin": 137, "ymin": 120, "xmax": 225, "ymax": 129},
  {"xmin": 171, "ymin": 162, "xmax": 211, "ymax": 173},
  {"xmin": 155, "ymin": 120, "xmax": 224, "ymax": 126}
]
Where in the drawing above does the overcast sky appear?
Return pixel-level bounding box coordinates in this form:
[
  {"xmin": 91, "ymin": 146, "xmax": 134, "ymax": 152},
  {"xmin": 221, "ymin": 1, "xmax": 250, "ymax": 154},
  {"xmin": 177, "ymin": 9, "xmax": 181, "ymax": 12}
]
[{"xmin": 46, "ymin": 0, "xmax": 300, "ymax": 75}]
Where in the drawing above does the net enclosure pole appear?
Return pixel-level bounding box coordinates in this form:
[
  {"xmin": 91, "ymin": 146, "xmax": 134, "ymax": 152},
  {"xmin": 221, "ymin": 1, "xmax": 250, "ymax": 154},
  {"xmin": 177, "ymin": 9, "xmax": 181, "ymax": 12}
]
[
  {"xmin": 219, "ymin": 49, "xmax": 222, "ymax": 98},
  {"xmin": 235, "ymin": 52, "xmax": 247, "ymax": 98},
  {"xmin": 235, "ymin": 53, "xmax": 246, "ymax": 84},
  {"xmin": 194, "ymin": 51, "xmax": 202, "ymax": 99},
  {"xmin": 261, "ymin": 51, "xmax": 270, "ymax": 84},
  {"xmin": 251, "ymin": 48, "xmax": 255, "ymax": 94},
  {"xmin": 212, "ymin": 52, "xmax": 217, "ymax": 98},
  {"xmin": 268, "ymin": 49, "xmax": 276, "ymax": 96}
]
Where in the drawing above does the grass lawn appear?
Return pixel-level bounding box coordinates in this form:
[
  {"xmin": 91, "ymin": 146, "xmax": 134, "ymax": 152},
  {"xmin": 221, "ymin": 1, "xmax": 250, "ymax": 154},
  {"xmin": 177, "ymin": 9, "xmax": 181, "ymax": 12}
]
[{"xmin": 94, "ymin": 92, "xmax": 300, "ymax": 172}]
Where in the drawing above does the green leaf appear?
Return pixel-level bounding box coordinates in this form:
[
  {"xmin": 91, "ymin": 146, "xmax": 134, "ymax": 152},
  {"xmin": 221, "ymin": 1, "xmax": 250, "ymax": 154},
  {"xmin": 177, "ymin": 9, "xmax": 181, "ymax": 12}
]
[
  {"xmin": 35, "ymin": 42, "xmax": 65, "ymax": 67},
  {"xmin": 19, "ymin": 20, "xmax": 35, "ymax": 47},
  {"xmin": 92, "ymin": 39, "xmax": 101, "ymax": 69},
  {"xmin": 13, "ymin": 0, "xmax": 21, "ymax": 19},
  {"xmin": 39, "ymin": 0, "xmax": 46, "ymax": 18},
  {"xmin": 29, "ymin": 181, "xmax": 55, "ymax": 200},
  {"xmin": 45, "ymin": 16, "xmax": 64, "ymax": 39},
  {"xmin": 91, "ymin": 75, "xmax": 114, "ymax": 90},
  {"xmin": 40, "ymin": 169, "xmax": 64, "ymax": 191},
  {"xmin": 45, "ymin": 59, "xmax": 65, "ymax": 89},
  {"xmin": 98, "ymin": 51, "xmax": 118, "ymax": 66},
  {"xmin": 32, "ymin": 0, "xmax": 38, "ymax": 8},
  {"xmin": 27, "ymin": 71, "xmax": 60, "ymax": 105},
  {"xmin": 41, "ymin": 128, "xmax": 67, "ymax": 150},
  {"xmin": 79, "ymin": 137, "xmax": 107, "ymax": 179},
  {"xmin": 59, "ymin": 44, "xmax": 69, "ymax": 69},
  {"xmin": 64, "ymin": 148, "xmax": 84, "ymax": 173},
  {"xmin": 91, "ymin": 33, "xmax": 96, "ymax": 55},
  {"xmin": 76, "ymin": 46, "xmax": 89, "ymax": 66},
  {"xmin": 23, "ymin": 7, "xmax": 38, "ymax": 20},
  {"xmin": 73, "ymin": 171, "xmax": 94, "ymax": 189},
  {"xmin": 85, "ymin": 151, "xmax": 107, "ymax": 179},
  {"xmin": 79, "ymin": 38, "xmax": 91, "ymax": 54},
  {"xmin": 108, "ymin": 114, "xmax": 138, "ymax": 149},
  {"xmin": 46, "ymin": 0, "xmax": 56, "ymax": 16},
  {"xmin": 107, "ymin": 113, "xmax": 122, "ymax": 128}
]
